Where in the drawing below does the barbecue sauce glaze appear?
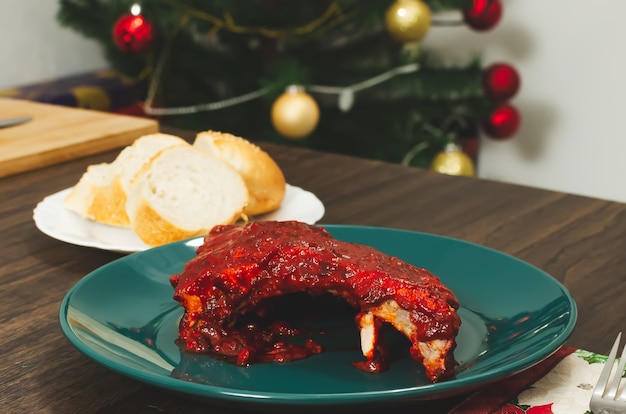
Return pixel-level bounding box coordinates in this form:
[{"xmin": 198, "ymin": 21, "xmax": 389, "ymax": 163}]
[{"xmin": 170, "ymin": 221, "xmax": 460, "ymax": 380}]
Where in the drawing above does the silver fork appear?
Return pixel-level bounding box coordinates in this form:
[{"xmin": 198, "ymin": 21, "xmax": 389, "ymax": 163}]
[{"xmin": 590, "ymin": 332, "xmax": 626, "ymax": 414}]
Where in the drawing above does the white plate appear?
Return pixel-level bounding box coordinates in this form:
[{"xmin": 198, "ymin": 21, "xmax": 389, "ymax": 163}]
[{"xmin": 33, "ymin": 184, "xmax": 325, "ymax": 253}]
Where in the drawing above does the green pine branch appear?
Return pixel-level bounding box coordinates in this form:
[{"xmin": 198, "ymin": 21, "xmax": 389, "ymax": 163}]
[{"xmin": 56, "ymin": 0, "xmax": 495, "ymax": 168}]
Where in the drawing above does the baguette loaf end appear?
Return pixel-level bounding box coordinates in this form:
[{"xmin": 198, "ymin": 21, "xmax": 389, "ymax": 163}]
[{"xmin": 193, "ymin": 131, "xmax": 285, "ymax": 216}]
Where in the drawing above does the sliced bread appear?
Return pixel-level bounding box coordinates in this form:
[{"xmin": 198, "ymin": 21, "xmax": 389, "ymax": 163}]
[
  {"xmin": 63, "ymin": 162, "xmax": 114, "ymax": 222},
  {"xmin": 111, "ymin": 133, "xmax": 189, "ymax": 195},
  {"xmin": 193, "ymin": 131, "xmax": 286, "ymax": 216},
  {"xmin": 64, "ymin": 133, "xmax": 189, "ymax": 227},
  {"xmin": 104, "ymin": 133, "xmax": 189, "ymax": 226},
  {"xmin": 125, "ymin": 145, "xmax": 249, "ymax": 246}
]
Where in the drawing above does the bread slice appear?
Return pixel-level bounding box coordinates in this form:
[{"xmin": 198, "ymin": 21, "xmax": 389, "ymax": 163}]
[
  {"xmin": 63, "ymin": 163, "xmax": 114, "ymax": 221},
  {"xmin": 125, "ymin": 145, "xmax": 249, "ymax": 246},
  {"xmin": 101, "ymin": 133, "xmax": 189, "ymax": 226},
  {"xmin": 111, "ymin": 133, "xmax": 189, "ymax": 195},
  {"xmin": 64, "ymin": 133, "xmax": 189, "ymax": 227},
  {"xmin": 193, "ymin": 131, "xmax": 286, "ymax": 216}
]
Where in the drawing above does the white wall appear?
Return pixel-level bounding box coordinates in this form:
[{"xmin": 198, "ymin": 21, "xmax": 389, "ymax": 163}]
[
  {"xmin": 3, "ymin": 1, "xmax": 626, "ymax": 204},
  {"xmin": 425, "ymin": 0, "xmax": 626, "ymax": 203},
  {"xmin": 0, "ymin": 0, "xmax": 107, "ymax": 89},
  {"xmin": 480, "ymin": 1, "xmax": 626, "ymax": 204}
]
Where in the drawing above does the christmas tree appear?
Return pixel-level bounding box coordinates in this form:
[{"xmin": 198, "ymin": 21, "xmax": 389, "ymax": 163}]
[{"xmin": 57, "ymin": 0, "xmax": 521, "ymax": 175}]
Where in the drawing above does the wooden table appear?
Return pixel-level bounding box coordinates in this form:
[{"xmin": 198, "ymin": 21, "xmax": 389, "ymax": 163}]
[{"xmin": 1, "ymin": 129, "xmax": 625, "ymax": 413}]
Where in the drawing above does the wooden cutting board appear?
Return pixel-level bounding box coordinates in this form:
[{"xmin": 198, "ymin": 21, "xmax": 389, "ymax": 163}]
[{"xmin": 0, "ymin": 97, "xmax": 159, "ymax": 178}]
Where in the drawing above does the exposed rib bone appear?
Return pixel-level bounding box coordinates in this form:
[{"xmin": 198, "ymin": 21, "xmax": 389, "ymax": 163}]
[{"xmin": 357, "ymin": 299, "xmax": 454, "ymax": 380}]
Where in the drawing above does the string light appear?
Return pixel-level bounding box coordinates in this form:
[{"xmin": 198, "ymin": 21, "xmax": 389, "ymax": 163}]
[
  {"xmin": 139, "ymin": 0, "xmax": 490, "ymax": 116},
  {"xmin": 144, "ymin": 60, "xmax": 421, "ymax": 116},
  {"xmin": 130, "ymin": 3, "xmax": 142, "ymax": 16}
]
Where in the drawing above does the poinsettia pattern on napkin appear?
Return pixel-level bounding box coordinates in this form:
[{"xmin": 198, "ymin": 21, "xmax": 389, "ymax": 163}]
[
  {"xmin": 450, "ymin": 347, "xmax": 613, "ymax": 414},
  {"xmin": 508, "ymin": 350, "xmax": 607, "ymax": 414}
]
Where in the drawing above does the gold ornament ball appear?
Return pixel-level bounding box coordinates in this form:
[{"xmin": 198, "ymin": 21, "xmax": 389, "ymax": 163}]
[
  {"xmin": 271, "ymin": 88, "xmax": 320, "ymax": 139},
  {"xmin": 385, "ymin": 0, "xmax": 432, "ymax": 43},
  {"xmin": 430, "ymin": 144, "xmax": 475, "ymax": 177}
]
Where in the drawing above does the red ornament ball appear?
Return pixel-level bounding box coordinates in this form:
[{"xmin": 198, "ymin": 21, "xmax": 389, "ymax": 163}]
[
  {"xmin": 483, "ymin": 63, "xmax": 520, "ymax": 102},
  {"xmin": 483, "ymin": 104, "xmax": 520, "ymax": 139},
  {"xmin": 112, "ymin": 14, "xmax": 154, "ymax": 53},
  {"xmin": 463, "ymin": 0, "xmax": 502, "ymax": 31}
]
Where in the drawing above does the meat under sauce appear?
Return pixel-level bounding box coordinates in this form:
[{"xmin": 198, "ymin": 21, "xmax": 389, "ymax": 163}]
[{"xmin": 169, "ymin": 221, "xmax": 461, "ymax": 382}]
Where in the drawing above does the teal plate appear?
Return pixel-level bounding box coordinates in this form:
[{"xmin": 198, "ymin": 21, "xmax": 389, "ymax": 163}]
[{"xmin": 59, "ymin": 225, "xmax": 577, "ymax": 408}]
